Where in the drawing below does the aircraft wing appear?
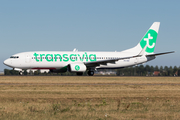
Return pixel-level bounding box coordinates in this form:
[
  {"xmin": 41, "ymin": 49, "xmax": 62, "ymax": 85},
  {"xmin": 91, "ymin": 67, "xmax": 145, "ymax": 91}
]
[
  {"xmin": 84, "ymin": 55, "xmax": 139, "ymax": 67},
  {"xmin": 146, "ymin": 51, "xmax": 175, "ymax": 57},
  {"xmin": 84, "ymin": 45, "xmax": 147, "ymax": 67}
]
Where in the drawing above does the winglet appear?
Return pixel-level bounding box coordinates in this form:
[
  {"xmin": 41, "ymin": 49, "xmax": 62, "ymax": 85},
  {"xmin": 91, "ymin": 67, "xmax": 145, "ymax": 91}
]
[{"xmin": 138, "ymin": 45, "xmax": 147, "ymax": 56}]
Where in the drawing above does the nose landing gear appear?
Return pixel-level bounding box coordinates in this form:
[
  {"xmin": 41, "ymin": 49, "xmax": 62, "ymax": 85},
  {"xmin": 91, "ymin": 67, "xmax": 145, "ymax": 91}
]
[{"xmin": 19, "ymin": 71, "xmax": 23, "ymax": 75}]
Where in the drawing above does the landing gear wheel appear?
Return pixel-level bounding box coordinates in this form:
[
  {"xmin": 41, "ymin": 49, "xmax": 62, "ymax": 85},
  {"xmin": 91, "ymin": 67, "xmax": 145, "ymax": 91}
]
[
  {"xmin": 88, "ymin": 71, "xmax": 94, "ymax": 76},
  {"xmin": 76, "ymin": 72, "xmax": 83, "ymax": 76},
  {"xmin": 19, "ymin": 71, "xmax": 23, "ymax": 75}
]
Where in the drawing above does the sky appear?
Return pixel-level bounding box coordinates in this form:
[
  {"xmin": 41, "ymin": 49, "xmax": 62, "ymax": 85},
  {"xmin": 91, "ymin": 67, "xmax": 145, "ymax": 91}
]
[{"xmin": 0, "ymin": 0, "xmax": 180, "ymax": 71}]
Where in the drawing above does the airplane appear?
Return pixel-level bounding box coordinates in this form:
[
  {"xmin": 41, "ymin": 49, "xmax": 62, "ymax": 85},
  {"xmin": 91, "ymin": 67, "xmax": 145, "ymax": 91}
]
[{"xmin": 3, "ymin": 22, "xmax": 174, "ymax": 76}]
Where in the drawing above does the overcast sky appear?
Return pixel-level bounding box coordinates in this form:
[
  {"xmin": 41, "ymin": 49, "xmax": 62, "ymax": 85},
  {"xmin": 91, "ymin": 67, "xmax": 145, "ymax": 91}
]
[{"xmin": 0, "ymin": 0, "xmax": 180, "ymax": 71}]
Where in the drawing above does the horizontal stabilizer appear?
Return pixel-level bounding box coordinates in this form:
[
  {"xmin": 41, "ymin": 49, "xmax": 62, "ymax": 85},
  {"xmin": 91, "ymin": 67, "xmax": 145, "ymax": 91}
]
[{"xmin": 146, "ymin": 51, "xmax": 175, "ymax": 57}]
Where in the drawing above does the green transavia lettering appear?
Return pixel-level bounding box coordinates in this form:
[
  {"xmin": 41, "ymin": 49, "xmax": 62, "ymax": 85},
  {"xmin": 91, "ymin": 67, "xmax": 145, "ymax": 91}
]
[{"xmin": 33, "ymin": 52, "xmax": 96, "ymax": 62}]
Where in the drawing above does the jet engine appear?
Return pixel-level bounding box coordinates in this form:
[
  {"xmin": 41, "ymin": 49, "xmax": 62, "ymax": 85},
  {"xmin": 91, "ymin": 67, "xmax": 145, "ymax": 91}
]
[{"xmin": 68, "ymin": 63, "xmax": 87, "ymax": 72}]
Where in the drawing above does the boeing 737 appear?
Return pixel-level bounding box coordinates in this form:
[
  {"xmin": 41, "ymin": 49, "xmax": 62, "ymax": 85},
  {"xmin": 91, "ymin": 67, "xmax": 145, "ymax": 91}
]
[{"xmin": 3, "ymin": 22, "xmax": 174, "ymax": 76}]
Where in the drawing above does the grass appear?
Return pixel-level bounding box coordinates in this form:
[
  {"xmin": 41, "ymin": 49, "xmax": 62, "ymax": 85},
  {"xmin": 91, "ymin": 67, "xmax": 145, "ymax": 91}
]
[{"xmin": 0, "ymin": 76, "xmax": 180, "ymax": 119}]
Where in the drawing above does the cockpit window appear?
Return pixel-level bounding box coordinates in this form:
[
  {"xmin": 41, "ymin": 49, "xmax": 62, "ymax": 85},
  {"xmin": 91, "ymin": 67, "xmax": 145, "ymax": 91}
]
[{"xmin": 10, "ymin": 56, "xmax": 19, "ymax": 59}]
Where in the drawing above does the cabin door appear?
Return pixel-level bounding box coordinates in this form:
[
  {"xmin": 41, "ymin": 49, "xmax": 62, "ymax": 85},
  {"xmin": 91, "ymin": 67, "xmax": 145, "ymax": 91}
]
[{"xmin": 25, "ymin": 54, "xmax": 31, "ymax": 63}]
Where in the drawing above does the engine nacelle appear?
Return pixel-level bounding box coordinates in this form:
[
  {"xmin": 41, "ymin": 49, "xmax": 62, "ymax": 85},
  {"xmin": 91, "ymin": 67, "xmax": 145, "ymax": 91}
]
[
  {"xmin": 14, "ymin": 68, "xmax": 23, "ymax": 72},
  {"xmin": 68, "ymin": 63, "xmax": 87, "ymax": 72}
]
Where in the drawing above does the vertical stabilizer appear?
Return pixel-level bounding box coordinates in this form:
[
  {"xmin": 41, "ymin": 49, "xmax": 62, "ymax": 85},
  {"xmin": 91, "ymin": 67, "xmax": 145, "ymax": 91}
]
[
  {"xmin": 121, "ymin": 22, "xmax": 160, "ymax": 55},
  {"xmin": 140, "ymin": 22, "xmax": 160, "ymax": 54}
]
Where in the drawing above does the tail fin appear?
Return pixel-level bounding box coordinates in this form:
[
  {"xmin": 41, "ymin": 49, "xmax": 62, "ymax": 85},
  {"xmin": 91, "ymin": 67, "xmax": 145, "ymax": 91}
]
[
  {"xmin": 121, "ymin": 22, "xmax": 160, "ymax": 55},
  {"xmin": 140, "ymin": 22, "xmax": 160, "ymax": 54}
]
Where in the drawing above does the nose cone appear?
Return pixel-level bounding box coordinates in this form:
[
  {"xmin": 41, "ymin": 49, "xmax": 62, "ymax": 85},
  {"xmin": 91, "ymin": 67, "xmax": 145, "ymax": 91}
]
[{"xmin": 4, "ymin": 59, "xmax": 11, "ymax": 67}]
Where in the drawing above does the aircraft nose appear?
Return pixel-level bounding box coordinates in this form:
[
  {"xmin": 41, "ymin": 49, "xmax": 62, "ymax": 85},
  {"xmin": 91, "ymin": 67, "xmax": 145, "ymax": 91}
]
[{"xmin": 3, "ymin": 59, "xmax": 11, "ymax": 66}]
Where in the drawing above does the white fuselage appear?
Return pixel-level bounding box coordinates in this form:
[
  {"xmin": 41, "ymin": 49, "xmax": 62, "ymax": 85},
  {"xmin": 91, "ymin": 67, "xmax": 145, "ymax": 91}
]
[{"xmin": 3, "ymin": 51, "xmax": 155, "ymax": 70}]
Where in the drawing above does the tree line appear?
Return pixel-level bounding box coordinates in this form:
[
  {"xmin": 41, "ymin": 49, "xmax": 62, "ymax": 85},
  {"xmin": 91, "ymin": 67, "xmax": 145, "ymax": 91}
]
[
  {"xmin": 3, "ymin": 65, "xmax": 180, "ymax": 76},
  {"xmin": 116, "ymin": 65, "xmax": 179, "ymax": 76}
]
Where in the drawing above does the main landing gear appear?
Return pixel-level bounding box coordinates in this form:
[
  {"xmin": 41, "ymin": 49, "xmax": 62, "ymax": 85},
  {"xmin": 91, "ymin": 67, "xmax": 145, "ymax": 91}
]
[
  {"xmin": 76, "ymin": 71, "xmax": 94, "ymax": 76},
  {"xmin": 88, "ymin": 71, "xmax": 94, "ymax": 76}
]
